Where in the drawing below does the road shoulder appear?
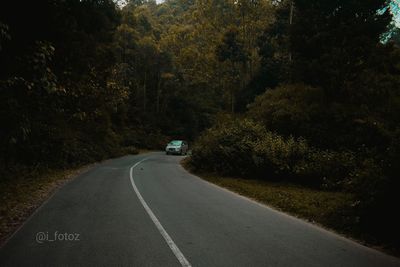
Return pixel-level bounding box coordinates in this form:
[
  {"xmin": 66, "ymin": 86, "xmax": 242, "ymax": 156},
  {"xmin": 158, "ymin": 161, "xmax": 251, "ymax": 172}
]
[
  {"xmin": 180, "ymin": 158, "xmax": 400, "ymax": 258},
  {"xmin": 0, "ymin": 163, "xmax": 97, "ymax": 247}
]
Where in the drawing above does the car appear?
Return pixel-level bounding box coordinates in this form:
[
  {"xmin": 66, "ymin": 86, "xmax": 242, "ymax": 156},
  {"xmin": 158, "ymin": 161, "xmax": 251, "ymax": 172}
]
[{"xmin": 165, "ymin": 140, "xmax": 188, "ymax": 155}]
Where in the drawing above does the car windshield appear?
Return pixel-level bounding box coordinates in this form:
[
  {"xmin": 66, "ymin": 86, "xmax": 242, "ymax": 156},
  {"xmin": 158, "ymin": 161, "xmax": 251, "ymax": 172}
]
[{"xmin": 169, "ymin": 140, "xmax": 182, "ymax": 146}]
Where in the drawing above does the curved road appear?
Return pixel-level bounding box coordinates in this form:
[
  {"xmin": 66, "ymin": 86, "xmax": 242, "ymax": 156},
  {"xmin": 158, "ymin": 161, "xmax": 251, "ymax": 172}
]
[{"xmin": 1, "ymin": 152, "xmax": 399, "ymax": 266}]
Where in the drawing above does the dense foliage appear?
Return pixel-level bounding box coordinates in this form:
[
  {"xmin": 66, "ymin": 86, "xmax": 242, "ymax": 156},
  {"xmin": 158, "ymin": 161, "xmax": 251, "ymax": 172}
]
[{"xmin": 191, "ymin": 117, "xmax": 357, "ymax": 189}]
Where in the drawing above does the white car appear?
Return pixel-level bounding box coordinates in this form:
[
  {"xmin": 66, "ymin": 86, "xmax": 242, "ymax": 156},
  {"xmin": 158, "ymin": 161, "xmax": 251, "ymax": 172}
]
[{"xmin": 165, "ymin": 140, "xmax": 188, "ymax": 155}]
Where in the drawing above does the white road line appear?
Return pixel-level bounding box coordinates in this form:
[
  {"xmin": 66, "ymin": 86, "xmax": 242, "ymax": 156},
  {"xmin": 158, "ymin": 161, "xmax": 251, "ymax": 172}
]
[{"xmin": 129, "ymin": 158, "xmax": 192, "ymax": 267}]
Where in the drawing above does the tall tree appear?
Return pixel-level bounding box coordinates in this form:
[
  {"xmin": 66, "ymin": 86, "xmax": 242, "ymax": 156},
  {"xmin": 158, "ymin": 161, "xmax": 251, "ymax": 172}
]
[
  {"xmin": 290, "ymin": 0, "xmax": 392, "ymax": 96},
  {"xmin": 216, "ymin": 28, "xmax": 248, "ymax": 113}
]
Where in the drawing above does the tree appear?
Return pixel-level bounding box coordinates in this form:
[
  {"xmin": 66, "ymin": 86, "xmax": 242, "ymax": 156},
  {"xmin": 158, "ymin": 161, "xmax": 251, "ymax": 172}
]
[
  {"xmin": 0, "ymin": 0, "xmax": 122, "ymax": 167},
  {"xmin": 216, "ymin": 28, "xmax": 248, "ymax": 113},
  {"xmin": 290, "ymin": 0, "xmax": 392, "ymax": 95}
]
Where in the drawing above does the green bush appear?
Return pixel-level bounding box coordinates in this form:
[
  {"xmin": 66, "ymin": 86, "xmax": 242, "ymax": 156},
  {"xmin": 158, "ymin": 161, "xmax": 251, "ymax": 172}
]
[
  {"xmin": 252, "ymin": 134, "xmax": 309, "ymax": 177},
  {"xmin": 247, "ymin": 84, "xmax": 327, "ymax": 147},
  {"xmin": 190, "ymin": 118, "xmax": 355, "ymax": 189},
  {"xmin": 190, "ymin": 118, "xmax": 265, "ymax": 176},
  {"xmin": 294, "ymin": 149, "xmax": 356, "ymax": 189}
]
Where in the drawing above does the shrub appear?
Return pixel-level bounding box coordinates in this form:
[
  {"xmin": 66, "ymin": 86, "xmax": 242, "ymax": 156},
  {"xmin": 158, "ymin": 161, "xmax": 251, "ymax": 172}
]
[
  {"xmin": 247, "ymin": 84, "xmax": 327, "ymax": 147},
  {"xmin": 252, "ymin": 134, "xmax": 309, "ymax": 177},
  {"xmin": 190, "ymin": 118, "xmax": 265, "ymax": 176},
  {"xmin": 294, "ymin": 149, "xmax": 356, "ymax": 189},
  {"xmin": 189, "ymin": 118, "xmax": 355, "ymax": 189}
]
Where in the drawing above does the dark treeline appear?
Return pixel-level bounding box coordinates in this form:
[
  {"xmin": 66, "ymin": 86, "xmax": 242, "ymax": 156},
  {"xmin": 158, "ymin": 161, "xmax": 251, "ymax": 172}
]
[
  {"xmin": 0, "ymin": 0, "xmax": 209, "ymax": 169},
  {"xmin": 1, "ymin": 0, "xmax": 400, "ymax": 250}
]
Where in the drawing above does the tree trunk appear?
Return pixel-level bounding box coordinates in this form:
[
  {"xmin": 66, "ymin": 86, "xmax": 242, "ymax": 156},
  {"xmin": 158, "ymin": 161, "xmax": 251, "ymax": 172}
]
[
  {"xmin": 289, "ymin": 1, "xmax": 294, "ymax": 62},
  {"xmin": 231, "ymin": 88, "xmax": 235, "ymax": 114},
  {"xmin": 143, "ymin": 71, "xmax": 147, "ymax": 112},
  {"xmin": 156, "ymin": 72, "xmax": 162, "ymax": 114}
]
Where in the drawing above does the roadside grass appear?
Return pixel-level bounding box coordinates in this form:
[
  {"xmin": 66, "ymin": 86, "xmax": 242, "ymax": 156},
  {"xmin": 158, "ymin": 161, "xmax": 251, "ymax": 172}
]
[
  {"xmin": 197, "ymin": 174, "xmax": 354, "ymax": 227},
  {"xmin": 181, "ymin": 158, "xmax": 362, "ymax": 244}
]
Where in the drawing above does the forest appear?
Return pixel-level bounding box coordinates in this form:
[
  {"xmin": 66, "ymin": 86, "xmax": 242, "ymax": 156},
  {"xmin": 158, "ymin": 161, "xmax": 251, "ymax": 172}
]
[{"xmin": 1, "ymin": 0, "xmax": 400, "ymax": 252}]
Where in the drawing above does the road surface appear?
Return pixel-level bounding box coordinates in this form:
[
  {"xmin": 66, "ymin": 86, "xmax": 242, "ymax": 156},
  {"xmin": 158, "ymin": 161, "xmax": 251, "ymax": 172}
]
[{"xmin": 1, "ymin": 152, "xmax": 399, "ymax": 266}]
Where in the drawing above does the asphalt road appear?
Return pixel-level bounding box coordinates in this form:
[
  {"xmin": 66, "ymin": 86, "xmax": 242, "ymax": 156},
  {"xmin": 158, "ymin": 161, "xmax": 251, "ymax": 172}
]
[{"xmin": 1, "ymin": 152, "xmax": 399, "ymax": 267}]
